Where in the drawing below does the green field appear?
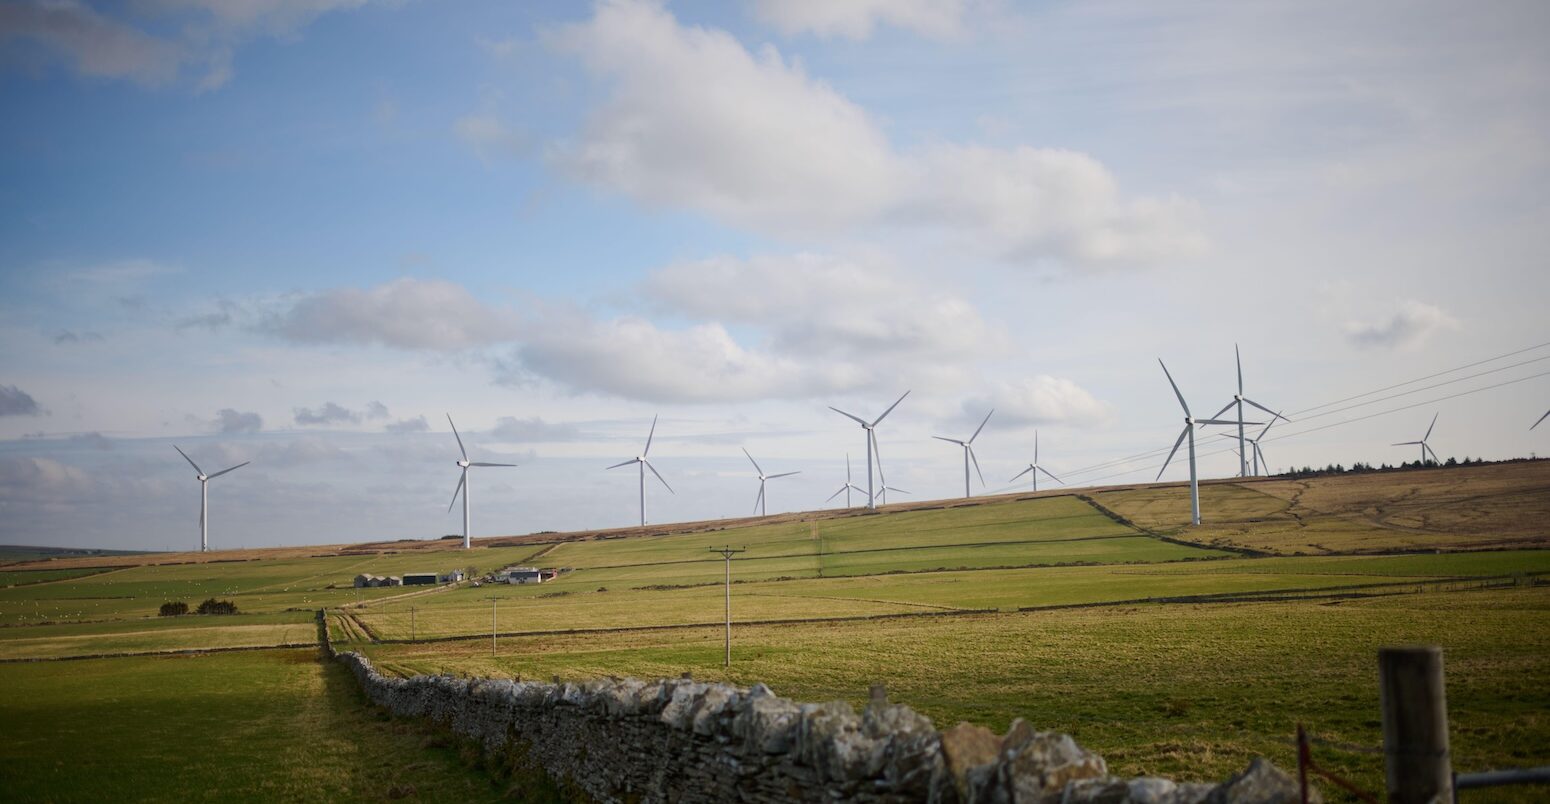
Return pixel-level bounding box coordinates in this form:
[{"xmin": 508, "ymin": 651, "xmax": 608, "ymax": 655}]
[
  {"xmin": 0, "ymin": 648, "xmax": 510, "ymax": 802},
  {"xmin": 1, "ymin": 465, "xmax": 1547, "ymax": 800}
]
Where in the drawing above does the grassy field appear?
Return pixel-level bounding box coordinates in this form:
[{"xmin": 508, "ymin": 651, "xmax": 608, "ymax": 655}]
[
  {"xmin": 1, "ymin": 461, "xmax": 1545, "ymax": 799},
  {"xmin": 0, "ymin": 610, "xmax": 317, "ymax": 660},
  {"xmin": 358, "ymin": 585, "xmax": 1550, "ymax": 797},
  {"xmin": 0, "ymin": 648, "xmax": 513, "ymax": 802}
]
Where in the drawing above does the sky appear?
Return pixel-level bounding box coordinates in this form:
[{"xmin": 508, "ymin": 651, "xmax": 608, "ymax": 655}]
[{"xmin": 1, "ymin": 0, "xmax": 1547, "ymax": 551}]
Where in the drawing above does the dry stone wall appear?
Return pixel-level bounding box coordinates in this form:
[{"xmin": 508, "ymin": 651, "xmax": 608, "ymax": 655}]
[{"xmin": 319, "ymin": 614, "xmax": 1314, "ymax": 803}]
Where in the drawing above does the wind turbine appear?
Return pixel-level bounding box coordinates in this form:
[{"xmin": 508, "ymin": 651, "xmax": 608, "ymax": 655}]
[
  {"xmin": 744, "ymin": 448, "xmax": 799, "ymax": 517},
  {"xmin": 874, "ymin": 484, "xmax": 910, "ymax": 505},
  {"xmin": 934, "ymin": 409, "xmax": 994, "ymax": 498},
  {"xmin": 824, "ymin": 453, "xmax": 864, "ymax": 508},
  {"xmin": 1392, "ymin": 413, "xmax": 1441, "ymax": 466},
  {"xmin": 446, "ymin": 415, "xmax": 517, "ymax": 550},
  {"xmin": 608, "ymin": 415, "xmax": 673, "ymax": 526},
  {"xmin": 1217, "ymin": 413, "xmax": 1281, "ymax": 477},
  {"xmin": 1207, "ymin": 345, "xmax": 1290, "ymax": 477},
  {"xmin": 1009, "ymin": 430, "xmax": 1062, "ymax": 492},
  {"xmin": 829, "ymin": 391, "xmax": 910, "ymax": 510},
  {"xmin": 173, "ymin": 446, "xmax": 249, "ymax": 553},
  {"xmin": 1157, "ymin": 359, "xmax": 1262, "ymax": 526},
  {"xmin": 871, "ymin": 432, "xmax": 909, "ymax": 506},
  {"xmin": 1533, "ymin": 409, "xmax": 1550, "ymax": 430}
]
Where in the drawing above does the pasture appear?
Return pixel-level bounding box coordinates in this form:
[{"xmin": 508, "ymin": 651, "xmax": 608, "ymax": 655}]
[{"xmin": 1, "ymin": 461, "xmax": 1546, "ymax": 799}]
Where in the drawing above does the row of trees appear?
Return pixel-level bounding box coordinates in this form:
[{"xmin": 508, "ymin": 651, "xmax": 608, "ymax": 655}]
[
  {"xmin": 1282, "ymin": 456, "xmax": 1491, "ymax": 479},
  {"xmin": 158, "ymin": 598, "xmax": 239, "ymax": 616}
]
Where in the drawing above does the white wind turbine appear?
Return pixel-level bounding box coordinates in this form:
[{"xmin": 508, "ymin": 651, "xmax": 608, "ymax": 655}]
[
  {"xmin": 934, "ymin": 409, "xmax": 994, "ymax": 498},
  {"xmin": 1157, "ymin": 359, "xmax": 1262, "ymax": 526},
  {"xmin": 446, "ymin": 414, "xmax": 517, "ymax": 550},
  {"xmin": 829, "ymin": 391, "xmax": 909, "ymax": 510},
  {"xmin": 825, "ymin": 453, "xmax": 865, "ymax": 508},
  {"xmin": 874, "ymin": 484, "xmax": 910, "ymax": 505},
  {"xmin": 744, "ymin": 448, "xmax": 799, "ymax": 517},
  {"xmin": 1392, "ymin": 413, "xmax": 1441, "ymax": 466},
  {"xmin": 608, "ymin": 415, "xmax": 673, "ymax": 526},
  {"xmin": 871, "ymin": 434, "xmax": 909, "ymax": 506},
  {"xmin": 173, "ymin": 446, "xmax": 249, "ymax": 553},
  {"xmin": 1217, "ymin": 413, "xmax": 1281, "ymax": 477},
  {"xmin": 1008, "ymin": 430, "xmax": 1062, "ymax": 492},
  {"xmin": 1207, "ymin": 345, "xmax": 1290, "ymax": 477}
]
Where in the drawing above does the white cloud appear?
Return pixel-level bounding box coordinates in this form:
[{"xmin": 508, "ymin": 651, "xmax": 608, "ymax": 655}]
[
  {"xmin": 1344, "ymin": 300, "xmax": 1460, "ymax": 350},
  {"xmin": 0, "ymin": 1, "xmax": 180, "ymax": 85},
  {"xmin": 293, "ymin": 401, "xmax": 359, "ymax": 426},
  {"xmin": 214, "ymin": 408, "xmax": 263, "ymax": 433},
  {"xmin": 0, "ymin": 0, "xmax": 373, "ymax": 90},
  {"xmin": 549, "ymin": 0, "xmax": 1202, "ymax": 266},
  {"xmin": 753, "ymin": 0, "xmax": 970, "ymax": 40},
  {"xmin": 963, "ymin": 376, "xmax": 1112, "ymax": 428},
  {"xmin": 454, "ymin": 113, "xmax": 530, "ymax": 162},
  {"xmin": 365, "ymin": 401, "xmax": 389, "ymax": 419},
  {"xmin": 0, "ymin": 385, "xmax": 41, "ymax": 416},
  {"xmin": 384, "ymin": 415, "xmax": 429, "ymax": 433},
  {"xmin": 0, "ymin": 455, "xmax": 91, "ymax": 501},
  {"xmin": 265, "ymin": 278, "xmax": 520, "ymax": 352},
  {"xmin": 489, "ymin": 416, "xmax": 583, "ymax": 442}
]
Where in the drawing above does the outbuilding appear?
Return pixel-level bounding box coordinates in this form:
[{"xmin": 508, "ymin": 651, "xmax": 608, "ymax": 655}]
[
  {"xmin": 504, "ymin": 567, "xmax": 544, "ymax": 585},
  {"xmin": 353, "ymin": 574, "xmax": 376, "ymax": 588},
  {"xmin": 403, "ymin": 573, "xmax": 437, "ymax": 586}
]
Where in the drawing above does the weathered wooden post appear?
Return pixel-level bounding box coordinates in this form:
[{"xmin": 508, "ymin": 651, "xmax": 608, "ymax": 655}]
[{"xmin": 1378, "ymin": 646, "xmax": 1451, "ymax": 803}]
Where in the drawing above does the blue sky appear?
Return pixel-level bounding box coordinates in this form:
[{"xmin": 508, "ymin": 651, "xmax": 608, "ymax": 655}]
[{"xmin": 1, "ymin": 0, "xmax": 1547, "ymax": 551}]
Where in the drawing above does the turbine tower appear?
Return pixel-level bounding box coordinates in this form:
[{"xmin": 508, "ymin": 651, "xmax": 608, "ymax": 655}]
[
  {"xmin": 608, "ymin": 415, "xmax": 673, "ymax": 526},
  {"xmin": 1156, "ymin": 359, "xmax": 1261, "ymax": 526},
  {"xmin": 933, "ymin": 409, "xmax": 994, "ymax": 498},
  {"xmin": 1392, "ymin": 413, "xmax": 1441, "ymax": 466},
  {"xmin": 1217, "ymin": 413, "xmax": 1281, "ymax": 476},
  {"xmin": 825, "ymin": 453, "xmax": 864, "ymax": 508},
  {"xmin": 744, "ymin": 448, "xmax": 799, "ymax": 517},
  {"xmin": 446, "ymin": 414, "xmax": 517, "ymax": 550},
  {"xmin": 173, "ymin": 446, "xmax": 249, "ymax": 553},
  {"xmin": 1009, "ymin": 430, "xmax": 1062, "ymax": 492},
  {"xmin": 829, "ymin": 391, "xmax": 909, "ymax": 510},
  {"xmin": 1207, "ymin": 345, "xmax": 1290, "ymax": 477}
]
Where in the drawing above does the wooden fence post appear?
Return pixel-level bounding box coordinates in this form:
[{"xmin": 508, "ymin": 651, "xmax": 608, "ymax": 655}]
[{"xmin": 1379, "ymin": 646, "xmax": 1452, "ymax": 803}]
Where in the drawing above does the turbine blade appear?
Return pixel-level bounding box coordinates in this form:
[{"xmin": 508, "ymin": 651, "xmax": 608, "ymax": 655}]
[
  {"xmin": 968, "ymin": 409, "xmax": 994, "ymax": 443},
  {"xmin": 1197, "ymin": 418, "xmax": 1261, "ymax": 426},
  {"xmin": 1235, "ymin": 343, "xmax": 1243, "ymax": 394},
  {"xmin": 447, "ymin": 473, "xmax": 465, "ymax": 512},
  {"xmin": 1257, "ymin": 414, "xmax": 1281, "ymax": 440},
  {"xmin": 606, "ymin": 459, "xmax": 636, "ymax": 470},
  {"xmin": 769, "ymin": 471, "xmax": 800, "ymax": 479},
  {"xmin": 644, "ymin": 414, "xmax": 658, "ymax": 456},
  {"xmin": 1242, "ymin": 398, "xmax": 1288, "ymax": 421},
  {"xmin": 446, "ymin": 414, "xmax": 467, "ymax": 461},
  {"xmin": 742, "ymin": 447, "xmax": 763, "ymax": 475},
  {"xmin": 469, "ymin": 462, "xmax": 516, "ymax": 467},
  {"xmin": 1158, "ymin": 360, "xmax": 1191, "ymax": 416},
  {"xmin": 1038, "ymin": 466, "xmax": 1064, "ymax": 484},
  {"xmin": 871, "ymin": 430, "xmax": 886, "ymax": 486},
  {"xmin": 753, "ymin": 484, "xmax": 764, "ymax": 514},
  {"xmin": 1034, "ymin": 430, "xmax": 1039, "ymax": 463},
  {"xmin": 1425, "ymin": 444, "xmax": 1440, "ymax": 464},
  {"xmin": 1009, "ymin": 466, "xmax": 1033, "ymax": 482},
  {"xmin": 1534, "ymin": 409, "xmax": 1550, "ymax": 430},
  {"xmin": 886, "ymin": 486, "xmax": 910, "ymax": 495},
  {"xmin": 173, "ymin": 445, "xmax": 204, "ymax": 475},
  {"xmin": 1254, "ymin": 443, "xmax": 1268, "ymax": 473},
  {"xmin": 826, "ymin": 486, "xmax": 846, "ymax": 502},
  {"xmin": 1157, "ymin": 426, "xmax": 1189, "ymax": 481},
  {"xmin": 645, "ymin": 459, "xmax": 673, "ymax": 493},
  {"xmin": 206, "ymin": 461, "xmax": 250, "ymax": 479},
  {"xmin": 1208, "ymin": 400, "xmax": 1235, "ymax": 420},
  {"xmin": 1425, "ymin": 412, "xmax": 1438, "ymax": 441},
  {"xmin": 932, "ymin": 436, "xmax": 963, "ymax": 445},
  {"xmin": 1392, "ymin": 441, "xmax": 1421, "ymax": 446},
  {"xmin": 871, "ymin": 390, "xmax": 910, "ymax": 427},
  {"xmin": 968, "ymin": 445, "xmax": 985, "ymax": 487},
  {"xmin": 829, "ymin": 406, "xmax": 868, "ymax": 426}
]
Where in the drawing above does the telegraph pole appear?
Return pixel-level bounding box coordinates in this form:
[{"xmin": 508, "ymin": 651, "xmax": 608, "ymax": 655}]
[
  {"xmin": 709, "ymin": 546, "xmax": 746, "ymax": 667},
  {"xmin": 410, "ymin": 606, "xmax": 416, "ymax": 642},
  {"xmin": 487, "ymin": 595, "xmax": 499, "ymax": 657}
]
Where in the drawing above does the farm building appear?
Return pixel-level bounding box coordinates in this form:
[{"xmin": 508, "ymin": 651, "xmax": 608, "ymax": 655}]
[
  {"xmin": 440, "ymin": 569, "xmax": 465, "ymax": 583},
  {"xmin": 502, "ymin": 566, "xmax": 544, "ymax": 584},
  {"xmin": 402, "ymin": 573, "xmax": 437, "ymax": 586},
  {"xmin": 353, "ymin": 574, "xmax": 377, "ymax": 588}
]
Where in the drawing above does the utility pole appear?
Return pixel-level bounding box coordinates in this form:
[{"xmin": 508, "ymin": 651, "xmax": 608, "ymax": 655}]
[
  {"xmin": 709, "ymin": 546, "xmax": 746, "ymax": 668},
  {"xmin": 487, "ymin": 595, "xmax": 499, "ymax": 657},
  {"xmin": 410, "ymin": 606, "xmax": 416, "ymax": 642}
]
